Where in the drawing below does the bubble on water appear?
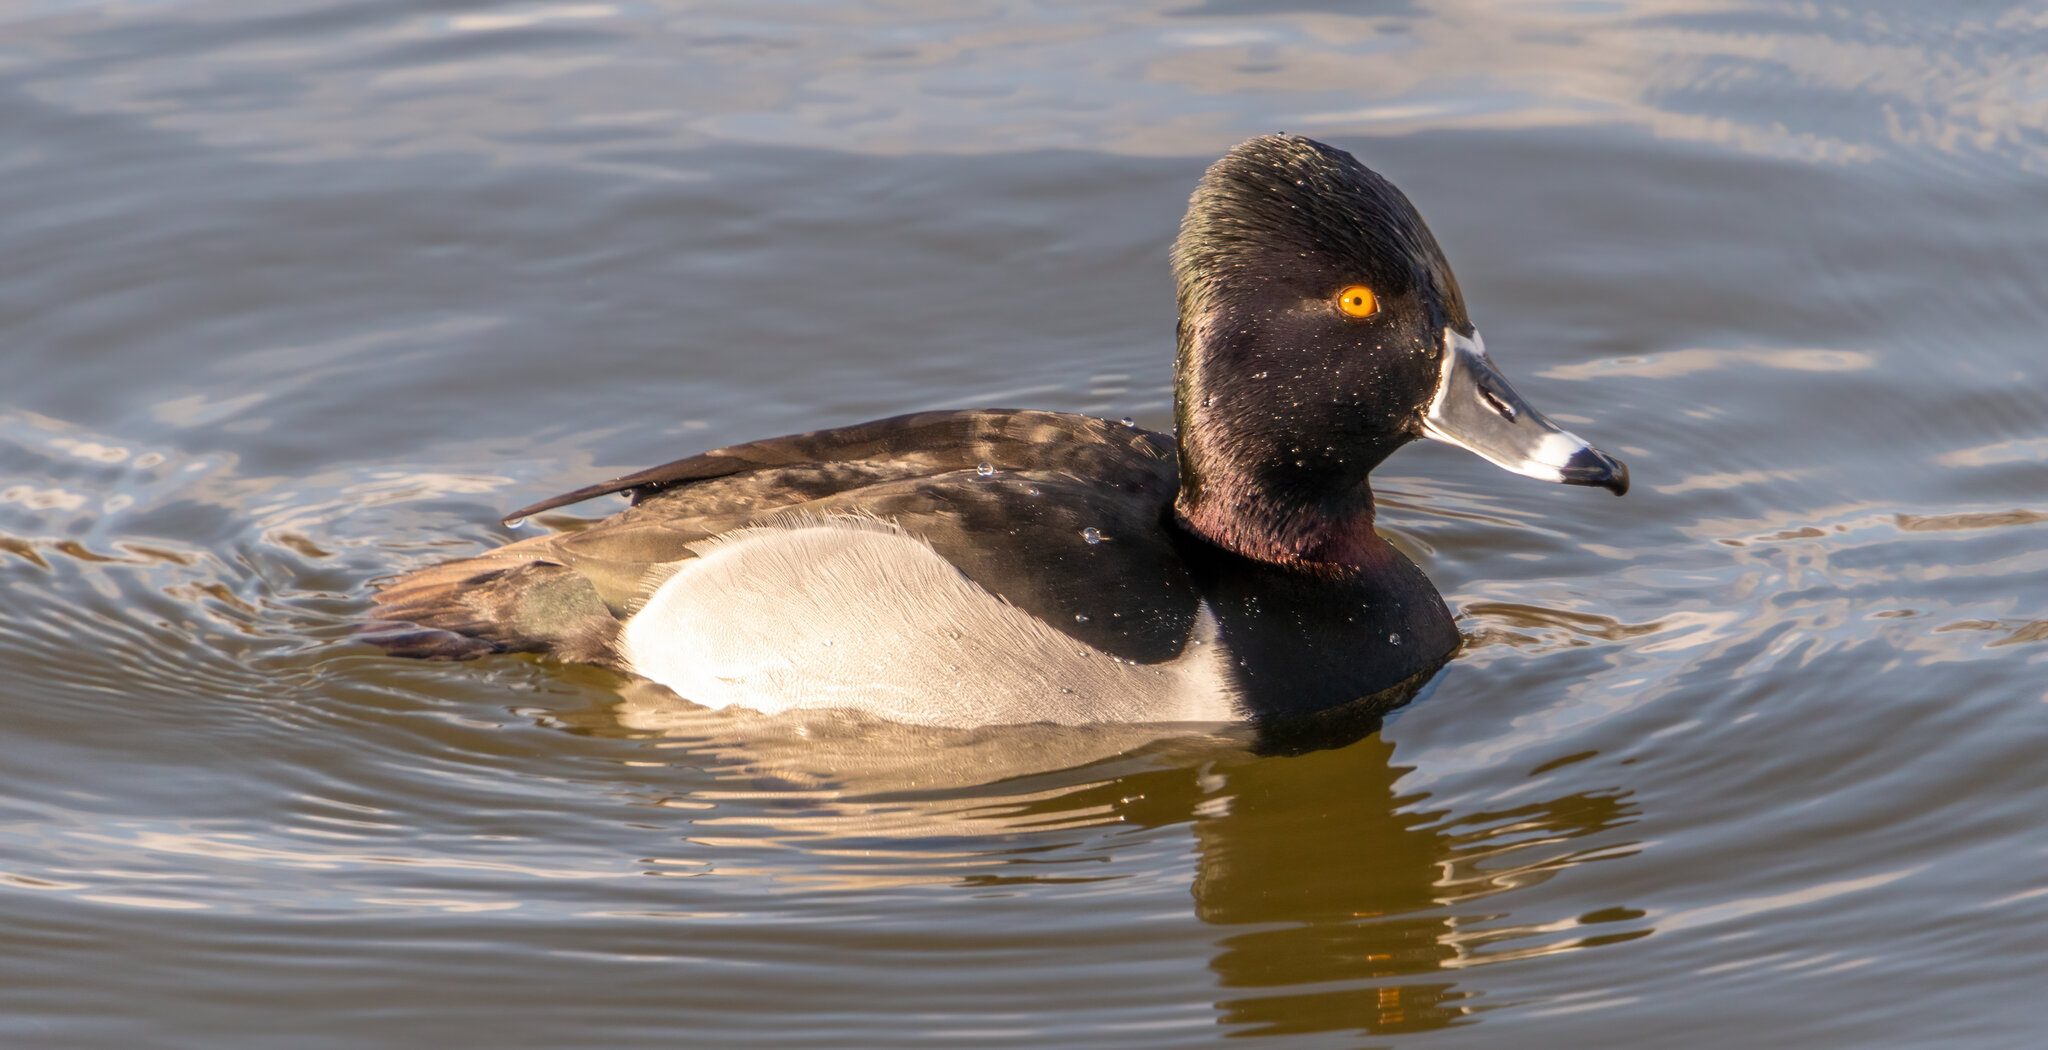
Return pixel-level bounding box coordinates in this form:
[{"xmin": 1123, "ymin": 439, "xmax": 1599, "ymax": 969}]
[
  {"xmin": 976, "ymin": 462, "xmax": 995, "ymax": 477},
  {"xmin": 1388, "ymin": 632, "xmax": 1401, "ymax": 646},
  {"xmin": 504, "ymin": 517, "xmax": 526, "ymax": 528},
  {"xmin": 1081, "ymin": 527, "xmax": 1103, "ymax": 545}
]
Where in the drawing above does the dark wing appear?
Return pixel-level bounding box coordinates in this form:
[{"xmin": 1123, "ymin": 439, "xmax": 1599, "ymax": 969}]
[
  {"xmin": 502, "ymin": 409, "xmax": 1172, "ymax": 523},
  {"xmin": 506, "ymin": 409, "xmax": 1202, "ymax": 663}
]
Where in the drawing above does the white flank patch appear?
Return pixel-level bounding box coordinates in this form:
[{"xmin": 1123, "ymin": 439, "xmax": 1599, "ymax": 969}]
[{"xmin": 619, "ymin": 516, "xmax": 1240, "ymax": 727}]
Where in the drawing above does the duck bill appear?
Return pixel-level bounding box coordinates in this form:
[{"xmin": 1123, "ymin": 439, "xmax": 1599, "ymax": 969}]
[{"xmin": 1419, "ymin": 329, "xmax": 1629, "ymax": 495}]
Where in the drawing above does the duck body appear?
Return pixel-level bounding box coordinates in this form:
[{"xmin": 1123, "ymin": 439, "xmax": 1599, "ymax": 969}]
[
  {"xmin": 370, "ymin": 135, "xmax": 1625, "ymax": 730},
  {"xmin": 372, "ymin": 409, "xmax": 1459, "ymax": 726}
]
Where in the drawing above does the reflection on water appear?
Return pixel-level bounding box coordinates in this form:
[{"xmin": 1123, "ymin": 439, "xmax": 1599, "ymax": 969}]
[
  {"xmin": 15, "ymin": 0, "xmax": 2047, "ymax": 174},
  {"xmin": 612, "ymin": 689, "xmax": 1645, "ymax": 1040},
  {"xmin": 3, "ymin": 0, "xmax": 2048, "ymax": 1045},
  {"xmin": 1190, "ymin": 740, "xmax": 1642, "ymax": 1038}
]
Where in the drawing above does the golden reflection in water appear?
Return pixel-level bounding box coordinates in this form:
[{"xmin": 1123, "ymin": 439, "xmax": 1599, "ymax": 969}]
[
  {"xmin": 1188, "ymin": 738, "xmax": 1643, "ymax": 1038},
  {"xmin": 1188, "ymin": 738, "xmax": 1478, "ymax": 1036},
  {"xmin": 609, "ymin": 685, "xmax": 1646, "ymax": 1040}
]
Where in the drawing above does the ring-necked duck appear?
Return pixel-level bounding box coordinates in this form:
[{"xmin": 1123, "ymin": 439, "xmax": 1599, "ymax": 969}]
[{"xmin": 369, "ymin": 134, "xmax": 1627, "ymax": 729}]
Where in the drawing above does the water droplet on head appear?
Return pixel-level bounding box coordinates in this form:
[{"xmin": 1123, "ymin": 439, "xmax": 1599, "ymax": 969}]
[
  {"xmin": 1119, "ymin": 416, "xmax": 1135, "ymax": 428},
  {"xmin": 1081, "ymin": 527, "xmax": 1103, "ymax": 545},
  {"xmin": 1060, "ymin": 686, "xmax": 1075, "ymax": 695},
  {"xmin": 1074, "ymin": 613, "xmax": 1090, "ymax": 623},
  {"xmin": 976, "ymin": 461, "xmax": 995, "ymax": 477},
  {"xmin": 1201, "ymin": 395, "xmax": 1213, "ymax": 408},
  {"xmin": 1388, "ymin": 632, "xmax": 1402, "ymax": 646}
]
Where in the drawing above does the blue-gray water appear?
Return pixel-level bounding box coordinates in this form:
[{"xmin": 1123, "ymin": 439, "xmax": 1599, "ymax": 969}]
[{"xmin": 3, "ymin": 1, "xmax": 2045, "ymax": 1046}]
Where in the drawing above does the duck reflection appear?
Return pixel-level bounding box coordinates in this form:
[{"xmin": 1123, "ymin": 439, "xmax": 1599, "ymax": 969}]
[
  {"xmin": 599, "ymin": 683, "xmax": 1644, "ymax": 1041},
  {"xmin": 1195, "ymin": 737, "xmax": 1477, "ymax": 1036},
  {"xmin": 1191, "ymin": 738, "xmax": 1642, "ymax": 1037}
]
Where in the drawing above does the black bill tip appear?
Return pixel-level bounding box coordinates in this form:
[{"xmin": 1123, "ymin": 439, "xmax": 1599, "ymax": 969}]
[{"xmin": 1562, "ymin": 446, "xmax": 1630, "ymax": 496}]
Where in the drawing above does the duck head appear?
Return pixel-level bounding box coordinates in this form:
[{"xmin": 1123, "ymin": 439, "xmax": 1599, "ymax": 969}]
[{"xmin": 1171, "ymin": 134, "xmax": 1627, "ymax": 567}]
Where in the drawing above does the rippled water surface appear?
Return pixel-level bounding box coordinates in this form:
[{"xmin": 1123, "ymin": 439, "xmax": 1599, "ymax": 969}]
[{"xmin": 4, "ymin": 1, "xmax": 2046, "ymax": 1046}]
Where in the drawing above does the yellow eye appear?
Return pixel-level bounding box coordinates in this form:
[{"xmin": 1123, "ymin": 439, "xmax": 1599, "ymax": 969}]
[{"xmin": 1335, "ymin": 284, "xmax": 1379, "ymax": 318}]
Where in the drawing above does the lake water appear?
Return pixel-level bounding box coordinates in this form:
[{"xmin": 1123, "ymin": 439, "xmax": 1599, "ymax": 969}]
[{"xmin": 3, "ymin": 1, "xmax": 2045, "ymax": 1046}]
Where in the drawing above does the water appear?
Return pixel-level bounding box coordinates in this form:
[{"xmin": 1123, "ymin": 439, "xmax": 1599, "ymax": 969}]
[{"xmin": 3, "ymin": 1, "xmax": 2045, "ymax": 1045}]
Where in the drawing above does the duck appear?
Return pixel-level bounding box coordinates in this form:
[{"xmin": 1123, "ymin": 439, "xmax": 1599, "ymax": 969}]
[{"xmin": 368, "ymin": 134, "xmax": 1627, "ymax": 731}]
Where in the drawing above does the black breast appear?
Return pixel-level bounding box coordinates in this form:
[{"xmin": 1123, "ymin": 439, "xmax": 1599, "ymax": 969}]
[{"xmin": 1173, "ymin": 532, "xmax": 1460, "ymax": 724}]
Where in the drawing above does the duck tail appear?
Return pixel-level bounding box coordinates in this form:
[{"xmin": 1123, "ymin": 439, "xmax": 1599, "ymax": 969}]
[{"xmin": 364, "ymin": 541, "xmax": 619, "ymax": 664}]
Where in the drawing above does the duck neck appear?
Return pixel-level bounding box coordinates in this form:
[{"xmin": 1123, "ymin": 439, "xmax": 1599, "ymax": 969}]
[{"xmin": 1172, "ymin": 438, "xmax": 1399, "ymax": 570}]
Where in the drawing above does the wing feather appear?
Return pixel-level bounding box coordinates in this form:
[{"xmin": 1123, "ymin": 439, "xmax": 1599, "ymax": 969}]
[{"xmin": 500, "ymin": 409, "xmax": 1173, "ymax": 523}]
